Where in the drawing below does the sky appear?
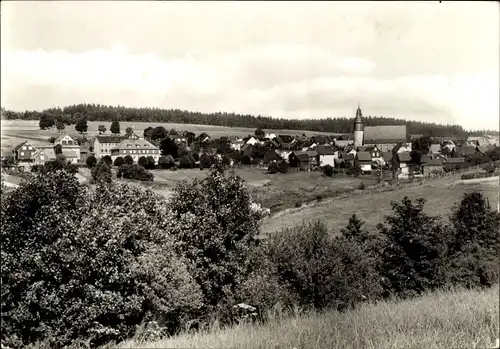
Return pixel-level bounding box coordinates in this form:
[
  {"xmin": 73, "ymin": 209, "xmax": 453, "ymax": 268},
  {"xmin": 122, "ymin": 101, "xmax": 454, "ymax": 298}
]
[{"xmin": 1, "ymin": 1, "xmax": 499, "ymax": 131}]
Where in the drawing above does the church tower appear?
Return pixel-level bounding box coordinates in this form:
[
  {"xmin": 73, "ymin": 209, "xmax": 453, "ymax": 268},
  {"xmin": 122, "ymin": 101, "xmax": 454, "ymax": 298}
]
[{"xmin": 353, "ymin": 103, "xmax": 364, "ymax": 148}]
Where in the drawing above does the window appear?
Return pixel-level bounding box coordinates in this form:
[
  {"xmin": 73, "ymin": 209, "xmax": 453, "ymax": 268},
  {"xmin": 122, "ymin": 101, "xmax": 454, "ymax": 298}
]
[
  {"xmin": 22, "ymin": 146, "xmax": 27, "ymax": 150},
  {"xmin": 28, "ymin": 146, "xmax": 33, "ymax": 150},
  {"xmin": 40, "ymin": 155, "xmax": 45, "ymax": 160},
  {"xmin": 20, "ymin": 152, "xmax": 25, "ymax": 156}
]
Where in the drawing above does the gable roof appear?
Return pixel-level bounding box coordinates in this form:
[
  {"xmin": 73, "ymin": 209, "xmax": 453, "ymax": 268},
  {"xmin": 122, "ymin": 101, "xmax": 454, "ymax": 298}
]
[
  {"xmin": 32, "ymin": 147, "xmax": 56, "ymax": 161},
  {"xmin": 397, "ymin": 152, "xmax": 412, "ymax": 162},
  {"xmin": 112, "ymin": 138, "xmax": 158, "ymax": 150},
  {"xmin": 95, "ymin": 135, "xmax": 128, "ymax": 144},
  {"xmin": 293, "ymin": 152, "xmax": 310, "ymax": 162},
  {"xmin": 276, "ymin": 135, "xmax": 295, "ymax": 144},
  {"xmin": 422, "ymin": 159, "xmax": 444, "ymax": 166},
  {"xmin": 446, "ymin": 157, "xmax": 465, "ymax": 163},
  {"xmin": 342, "ymin": 153, "xmax": 355, "ymax": 161},
  {"xmin": 429, "ymin": 144, "xmax": 441, "ymax": 154},
  {"xmin": 315, "ymin": 145, "xmax": 336, "ymax": 155},
  {"xmin": 13, "ymin": 141, "xmax": 31, "ymax": 152},
  {"xmin": 363, "ymin": 125, "xmax": 407, "ymax": 144},
  {"xmin": 356, "ymin": 152, "xmax": 372, "ymax": 162},
  {"xmin": 455, "ymin": 146, "xmax": 477, "ymax": 157},
  {"xmin": 420, "ymin": 155, "xmax": 432, "ymax": 163}
]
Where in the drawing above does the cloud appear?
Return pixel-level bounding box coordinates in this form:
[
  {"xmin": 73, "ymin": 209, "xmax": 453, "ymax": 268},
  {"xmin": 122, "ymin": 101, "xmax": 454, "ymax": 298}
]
[{"xmin": 1, "ymin": 44, "xmax": 498, "ymax": 130}]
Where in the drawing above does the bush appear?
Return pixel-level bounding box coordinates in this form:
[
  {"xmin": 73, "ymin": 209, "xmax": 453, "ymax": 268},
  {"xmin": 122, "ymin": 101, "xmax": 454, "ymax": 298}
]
[
  {"xmin": 267, "ymin": 162, "xmax": 279, "ymax": 174},
  {"xmin": 102, "ymin": 155, "xmax": 113, "ymax": 167},
  {"xmin": 248, "ymin": 221, "xmax": 383, "ymax": 312},
  {"xmin": 378, "ymin": 197, "xmax": 449, "ymax": 298},
  {"xmin": 323, "ymin": 165, "xmax": 334, "ymax": 177},
  {"xmin": 146, "ymin": 156, "xmax": 156, "ymax": 170},
  {"xmin": 358, "ymin": 182, "xmax": 365, "ymax": 190},
  {"xmin": 167, "ymin": 169, "xmax": 269, "ymax": 319},
  {"xmin": 138, "ymin": 156, "xmax": 148, "ymax": 168},
  {"xmin": 346, "ymin": 164, "xmax": 362, "ymax": 177},
  {"xmin": 124, "ymin": 155, "xmax": 134, "ymax": 165},
  {"xmin": 278, "ymin": 161, "xmax": 289, "ymax": 173},
  {"xmin": 86, "ymin": 155, "xmax": 97, "ymax": 169},
  {"xmin": 113, "ymin": 156, "xmax": 125, "ymax": 167},
  {"xmin": 34, "ymin": 157, "xmax": 78, "ymax": 175},
  {"xmin": 200, "ymin": 154, "xmax": 212, "ymax": 169},
  {"xmin": 117, "ymin": 164, "xmax": 154, "ymax": 181},
  {"xmin": 179, "ymin": 154, "xmax": 195, "ymax": 169},
  {"xmin": 241, "ymin": 155, "xmax": 251, "ymax": 165},
  {"xmin": 158, "ymin": 155, "xmax": 175, "ymax": 169},
  {"xmin": 1, "ymin": 173, "xmax": 202, "ymax": 348},
  {"xmin": 48, "ymin": 136, "xmax": 57, "ymax": 143},
  {"xmin": 91, "ymin": 159, "xmax": 112, "ymax": 183}
]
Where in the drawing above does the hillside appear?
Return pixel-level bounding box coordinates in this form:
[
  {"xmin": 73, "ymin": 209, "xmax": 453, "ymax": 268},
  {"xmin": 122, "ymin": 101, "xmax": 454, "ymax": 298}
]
[
  {"xmin": 1, "ymin": 103, "xmax": 483, "ymax": 136},
  {"xmin": 115, "ymin": 284, "xmax": 499, "ymax": 349}
]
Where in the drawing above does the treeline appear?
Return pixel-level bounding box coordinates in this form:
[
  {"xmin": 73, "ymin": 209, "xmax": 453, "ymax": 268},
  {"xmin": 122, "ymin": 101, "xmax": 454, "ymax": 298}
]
[
  {"xmin": 1, "ymin": 167, "xmax": 499, "ymax": 349},
  {"xmin": 0, "ymin": 103, "xmax": 486, "ymax": 137}
]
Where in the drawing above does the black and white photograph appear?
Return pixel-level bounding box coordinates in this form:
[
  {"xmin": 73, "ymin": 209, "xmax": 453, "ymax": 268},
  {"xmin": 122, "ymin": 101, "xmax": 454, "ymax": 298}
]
[{"xmin": 1, "ymin": 1, "xmax": 499, "ymax": 348}]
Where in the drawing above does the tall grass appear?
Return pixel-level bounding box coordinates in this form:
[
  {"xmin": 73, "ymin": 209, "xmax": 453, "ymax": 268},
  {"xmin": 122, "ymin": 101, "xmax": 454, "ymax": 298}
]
[{"xmin": 114, "ymin": 284, "xmax": 499, "ymax": 349}]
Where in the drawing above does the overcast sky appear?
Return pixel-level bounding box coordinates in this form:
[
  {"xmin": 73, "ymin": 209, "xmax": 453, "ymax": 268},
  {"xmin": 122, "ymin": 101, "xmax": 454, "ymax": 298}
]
[{"xmin": 1, "ymin": 1, "xmax": 499, "ymax": 130}]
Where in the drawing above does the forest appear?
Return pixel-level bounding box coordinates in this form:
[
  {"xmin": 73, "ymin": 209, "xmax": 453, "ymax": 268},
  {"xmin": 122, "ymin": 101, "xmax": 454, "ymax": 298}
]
[{"xmin": 1, "ymin": 104, "xmax": 497, "ymax": 137}]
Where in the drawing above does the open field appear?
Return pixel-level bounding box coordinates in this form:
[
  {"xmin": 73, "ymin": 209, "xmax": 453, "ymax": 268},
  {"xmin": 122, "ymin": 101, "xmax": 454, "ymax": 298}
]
[
  {"xmin": 260, "ymin": 177, "xmax": 500, "ymax": 235},
  {"xmin": 0, "ymin": 119, "xmax": 340, "ymax": 156},
  {"xmin": 115, "ymin": 284, "xmax": 499, "ymax": 349}
]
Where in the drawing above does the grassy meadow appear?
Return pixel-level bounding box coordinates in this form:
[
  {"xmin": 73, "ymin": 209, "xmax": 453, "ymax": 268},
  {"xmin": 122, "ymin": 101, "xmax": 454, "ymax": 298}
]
[
  {"xmin": 114, "ymin": 284, "xmax": 499, "ymax": 349},
  {"xmin": 261, "ymin": 177, "xmax": 500, "ymax": 235}
]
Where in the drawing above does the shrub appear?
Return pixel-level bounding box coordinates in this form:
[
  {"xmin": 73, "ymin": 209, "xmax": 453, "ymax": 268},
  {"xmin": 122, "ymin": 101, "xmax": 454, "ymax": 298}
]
[
  {"xmin": 124, "ymin": 155, "xmax": 134, "ymax": 165},
  {"xmin": 102, "ymin": 155, "xmax": 113, "ymax": 167},
  {"xmin": 168, "ymin": 169, "xmax": 269, "ymax": 319},
  {"xmin": 48, "ymin": 136, "xmax": 57, "ymax": 143},
  {"xmin": 278, "ymin": 161, "xmax": 289, "ymax": 173},
  {"xmin": 340, "ymin": 214, "xmax": 369, "ymax": 244},
  {"xmin": 35, "ymin": 157, "xmax": 78, "ymax": 175},
  {"xmin": 146, "ymin": 156, "xmax": 156, "ymax": 170},
  {"xmin": 267, "ymin": 162, "xmax": 279, "ymax": 174},
  {"xmin": 86, "ymin": 155, "xmax": 97, "ymax": 169},
  {"xmin": 158, "ymin": 155, "xmax": 175, "ymax": 169},
  {"xmin": 323, "ymin": 165, "xmax": 334, "ymax": 177},
  {"xmin": 378, "ymin": 197, "xmax": 449, "ymax": 298},
  {"xmin": 179, "ymin": 154, "xmax": 195, "ymax": 169},
  {"xmin": 138, "ymin": 156, "xmax": 148, "ymax": 168},
  {"xmin": 358, "ymin": 182, "xmax": 365, "ymax": 190},
  {"xmin": 113, "ymin": 156, "xmax": 125, "ymax": 167},
  {"xmin": 1, "ymin": 174, "xmax": 203, "ymax": 348},
  {"xmin": 200, "ymin": 154, "xmax": 212, "ymax": 169},
  {"xmin": 91, "ymin": 160, "xmax": 112, "ymax": 183},
  {"xmin": 241, "ymin": 155, "xmax": 251, "ymax": 165},
  {"xmin": 250, "ymin": 221, "xmax": 383, "ymax": 312},
  {"xmin": 117, "ymin": 164, "xmax": 154, "ymax": 182},
  {"xmin": 346, "ymin": 164, "xmax": 362, "ymax": 177}
]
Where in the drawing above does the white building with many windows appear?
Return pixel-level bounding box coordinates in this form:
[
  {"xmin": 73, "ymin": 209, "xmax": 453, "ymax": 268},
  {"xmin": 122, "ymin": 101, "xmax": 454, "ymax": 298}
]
[{"xmin": 110, "ymin": 134, "xmax": 160, "ymax": 163}]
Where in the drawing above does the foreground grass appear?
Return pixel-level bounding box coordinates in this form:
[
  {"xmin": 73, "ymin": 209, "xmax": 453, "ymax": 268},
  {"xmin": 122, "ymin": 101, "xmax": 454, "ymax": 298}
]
[{"xmin": 116, "ymin": 284, "xmax": 499, "ymax": 349}]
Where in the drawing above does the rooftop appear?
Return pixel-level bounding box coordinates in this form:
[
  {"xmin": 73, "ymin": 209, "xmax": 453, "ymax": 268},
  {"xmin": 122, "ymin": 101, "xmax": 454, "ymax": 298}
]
[{"xmin": 363, "ymin": 125, "xmax": 407, "ymax": 144}]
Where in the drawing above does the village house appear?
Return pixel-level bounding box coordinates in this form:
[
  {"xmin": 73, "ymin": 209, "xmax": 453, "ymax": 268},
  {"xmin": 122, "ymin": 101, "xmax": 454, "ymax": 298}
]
[
  {"xmin": 382, "ymin": 152, "xmax": 393, "ymax": 167},
  {"xmin": 340, "ymin": 153, "xmax": 355, "ymax": 168},
  {"xmin": 429, "ymin": 144, "xmax": 442, "ymax": 156},
  {"xmin": 453, "ymin": 146, "xmax": 478, "ymax": 159},
  {"xmin": 288, "ymin": 152, "xmax": 310, "ymax": 170},
  {"xmin": 421, "ymin": 158, "xmax": 445, "ymax": 175},
  {"xmin": 365, "ymin": 146, "xmax": 384, "ymax": 166},
  {"xmin": 53, "ymin": 135, "xmax": 81, "ymax": 163},
  {"xmin": 264, "ymin": 133, "xmax": 277, "ymax": 140},
  {"xmin": 445, "ymin": 157, "xmax": 466, "ymax": 166},
  {"xmin": 31, "ymin": 148, "xmax": 56, "ymax": 166},
  {"xmin": 93, "ymin": 134, "xmax": 129, "ymax": 158},
  {"xmin": 396, "ymin": 152, "xmax": 412, "ymax": 176},
  {"xmin": 230, "ymin": 139, "xmax": 245, "ymax": 151},
  {"xmin": 355, "ymin": 152, "xmax": 372, "ymax": 172},
  {"xmin": 13, "ymin": 141, "xmax": 38, "ymax": 163},
  {"xmin": 110, "ymin": 134, "xmax": 160, "ymax": 164},
  {"xmin": 263, "ymin": 149, "xmax": 281, "ymax": 165},
  {"xmin": 315, "ymin": 145, "xmax": 337, "ymax": 167},
  {"xmin": 275, "ymin": 135, "xmax": 297, "ymax": 149}
]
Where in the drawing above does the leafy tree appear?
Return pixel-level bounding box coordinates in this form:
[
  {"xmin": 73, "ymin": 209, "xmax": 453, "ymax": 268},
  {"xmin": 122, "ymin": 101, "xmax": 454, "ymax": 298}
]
[
  {"xmin": 102, "ymin": 155, "xmax": 113, "ymax": 167},
  {"xmin": 152, "ymin": 126, "xmax": 168, "ymax": 141},
  {"xmin": 143, "ymin": 126, "xmax": 154, "ymax": 139},
  {"xmin": 146, "ymin": 156, "xmax": 156, "ymax": 170},
  {"xmin": 158, "ymin": 155, "xmax": 175, "ymax": 169},
  {"xmin": 75, "ymin": 135, "xmax": 88, "ymax": 146},
  {"xmin": 254, "ymin": 128, "xmax": 265, "ymax": 137},
  {"xmin": 179, "ymin": 154, "xmax": 195, "ymax": 169},
  {"xmin": 168, "ymin": 169, "xmax": 269, "ymax": 316},
  {"xmin": 114, "ymin": 156, "xmax": 125, "ymax": 167},
  {"xmin": 110, "ymin": 120, "xmax": 120, "ymax": 134},
  {"xmin": 323, "ymin": 164, "xmax": 334, "ymax": 177},
  {"xmin": 86, "ymin": 155, "xmax": 97, "ymax": 168},
  {"xmin": 409, "ymin": 150, "xmax": 422, "ymax": 165},
  {"xmin": 222, "ymin": 155, "xmax": 231, "ymax": 167},
  {"xmin": 75, "ymin": 117, "xmax": 88, "ymax": 133},
  {"xmin": 2, "ymin": 155, "xmax": 16, "ymax": 167},
  {"xmin": 91, "ymin": 159, "xmax": 112, "ymax": 183},
  {"xmin": 346, "ymin": 164, "xmax": 362, "ymax": 177},
  {"xmin": 160, "ymin": 138, "xmax": 179, "ymax": 158},
  {"xmin": 116, "ymin": 164, "xmax": 154, "ymax": 181},
  {"xmin": 241, "ymin": 155, "xmax": 251, "ymax": 165},
  {"xmin": 124, "ymin": 155, "xmax": 134, "ymax": 165},
  {"xmin": 169, "ymin": 128, "xmax": 178, "ymax": 136},
  {"xmin": 1, "ymin": 173, "xmax": 201, "ymax": 348},
  {"xmin": 98, "ymin": 124, "xmax": 106, "ymax": 134},
  {"xmin": 48, "ymin": 136, "xmax": 57, "ymax": 143},
  {"xmin": 125, "ymin": 127, "xmax": 133, "ymax": 136},
  {"xmin": 56, "ymin": 121, "xmax": 65, "ymax": 132},
  {"xmin": 200, "ymin": 153, "xmax": 212, "ymax": 169},
  {"xmin": 378, "ymin": 197, "xmax": 449, "ymax": 298},
  {"xmin": 54, "ymin": 144, "xmax": 63, "ymax": 155},
  {"xmin": 184, "ymin": 131, "xmax": 196, "ymax": 145},
  {"xmin": 278, "ymin": 160, "xmax": 289, "ymax": 173},
  {"xmin": 138, "ymin": 156, "xmax": 148, "ymax": 168},
  {"xmin": 39, "ymin": 113, "xmax": 55, "ymax": 130},
  {"xmin": 411, "ymin": 136, "xmax": 432, "ymax": 155}
]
